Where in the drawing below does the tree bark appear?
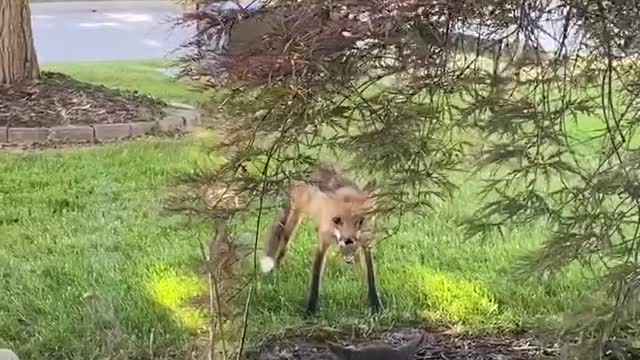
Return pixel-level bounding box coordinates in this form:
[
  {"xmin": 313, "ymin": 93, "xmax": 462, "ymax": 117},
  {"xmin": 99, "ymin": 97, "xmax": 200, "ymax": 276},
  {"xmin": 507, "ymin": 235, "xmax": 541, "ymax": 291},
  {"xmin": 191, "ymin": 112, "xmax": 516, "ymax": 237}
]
[{"xmin": 0, "ymin": 0, "xmax": 40, "ymax": 85}]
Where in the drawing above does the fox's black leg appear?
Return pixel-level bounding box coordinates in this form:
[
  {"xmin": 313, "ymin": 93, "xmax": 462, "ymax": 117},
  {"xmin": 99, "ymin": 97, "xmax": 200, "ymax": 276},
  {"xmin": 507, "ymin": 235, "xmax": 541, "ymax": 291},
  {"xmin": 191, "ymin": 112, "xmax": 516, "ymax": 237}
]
[
  {"xmin": 305, "ymin": 243, "xmax": 329, "ymax": 317},
  {"xmin": 363, "ymin": 247, "xmax": 383, "ymax": 313}
]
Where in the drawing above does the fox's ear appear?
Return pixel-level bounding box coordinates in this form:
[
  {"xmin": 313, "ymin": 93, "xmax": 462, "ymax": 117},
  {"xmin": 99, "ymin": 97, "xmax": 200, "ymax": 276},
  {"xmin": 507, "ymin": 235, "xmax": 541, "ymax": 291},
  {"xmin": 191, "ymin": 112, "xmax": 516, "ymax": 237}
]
[
  {"xmin": 362, "ymin": 180, "xmax": 379, "ymax": 210},
  {"xmin": 312, "ymin": 182, "xmax": 331, "ymax": 199},
  {"xmin": 327, "ymin": 342, "xmax": 353, "ymax": 360}
]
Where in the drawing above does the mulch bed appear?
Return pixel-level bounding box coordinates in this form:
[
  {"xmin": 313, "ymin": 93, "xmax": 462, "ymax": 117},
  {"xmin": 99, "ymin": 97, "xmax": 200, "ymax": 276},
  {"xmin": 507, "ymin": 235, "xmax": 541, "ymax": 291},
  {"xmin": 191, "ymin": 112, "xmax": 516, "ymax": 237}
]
[
  {"xmin": 248, "ymin": 327, "xmax": 559, "ymax": 360},
  {"xmin": 0, "ymin": 72, "xmax": 167, "ymax": 128}
]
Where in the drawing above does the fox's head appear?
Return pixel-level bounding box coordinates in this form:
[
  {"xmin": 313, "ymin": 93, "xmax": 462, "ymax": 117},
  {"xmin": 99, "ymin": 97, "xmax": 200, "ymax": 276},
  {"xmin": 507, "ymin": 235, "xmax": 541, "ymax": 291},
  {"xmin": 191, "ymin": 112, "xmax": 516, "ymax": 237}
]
[{"xmin": 321, "ymin": 181, "xmax": 377, "ymax": 264}]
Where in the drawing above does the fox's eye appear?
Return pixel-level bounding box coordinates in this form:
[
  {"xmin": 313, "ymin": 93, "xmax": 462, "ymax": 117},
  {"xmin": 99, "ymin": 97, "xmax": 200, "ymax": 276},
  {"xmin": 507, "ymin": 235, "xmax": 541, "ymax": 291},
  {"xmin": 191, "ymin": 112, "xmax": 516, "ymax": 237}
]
[
  {"xmin": 356, "ymin": 218, "xmax": 364, "ymax": 227},
  {"xmin": 332, "ymin": 217, "xmax": 342, "ymax": 225}
]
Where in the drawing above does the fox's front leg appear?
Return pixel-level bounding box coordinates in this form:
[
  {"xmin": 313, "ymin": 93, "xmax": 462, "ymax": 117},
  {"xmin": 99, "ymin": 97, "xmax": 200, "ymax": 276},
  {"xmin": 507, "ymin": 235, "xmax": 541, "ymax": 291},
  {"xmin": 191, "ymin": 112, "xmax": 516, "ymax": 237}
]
[
  {"xmin": 362, "ymin": 247, "xmax": 383, "ymax": 313},
  {"xmin": 305, "ymin": 238, "xmax": 331, "ymax": 317}
]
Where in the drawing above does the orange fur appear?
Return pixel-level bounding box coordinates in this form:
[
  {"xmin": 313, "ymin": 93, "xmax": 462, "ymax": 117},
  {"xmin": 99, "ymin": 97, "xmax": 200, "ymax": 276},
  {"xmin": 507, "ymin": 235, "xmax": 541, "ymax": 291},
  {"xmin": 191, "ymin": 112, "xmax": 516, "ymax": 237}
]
[{"xmin": 260, "ymin": 164, "xmax": 382, "ymax": 315}]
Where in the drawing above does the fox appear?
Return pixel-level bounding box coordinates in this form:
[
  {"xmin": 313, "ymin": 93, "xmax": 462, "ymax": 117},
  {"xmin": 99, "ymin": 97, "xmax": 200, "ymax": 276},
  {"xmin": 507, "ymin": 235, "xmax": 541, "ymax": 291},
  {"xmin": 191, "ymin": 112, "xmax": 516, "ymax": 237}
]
[
  {"xmin": 259, "ymin": 164, "xmax": 382, "ymax": 316},
  {"xmin": 327, "ymin": 333, "xmax": 424, "ymax": 360}
]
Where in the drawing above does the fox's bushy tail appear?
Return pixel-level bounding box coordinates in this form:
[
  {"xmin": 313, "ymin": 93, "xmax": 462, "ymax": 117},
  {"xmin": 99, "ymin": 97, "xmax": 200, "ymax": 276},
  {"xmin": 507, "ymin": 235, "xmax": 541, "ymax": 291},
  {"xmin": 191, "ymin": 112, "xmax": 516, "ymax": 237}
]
[{"xmin": 261, "ymin": 204, "xmax": 301, "ymax": 273}]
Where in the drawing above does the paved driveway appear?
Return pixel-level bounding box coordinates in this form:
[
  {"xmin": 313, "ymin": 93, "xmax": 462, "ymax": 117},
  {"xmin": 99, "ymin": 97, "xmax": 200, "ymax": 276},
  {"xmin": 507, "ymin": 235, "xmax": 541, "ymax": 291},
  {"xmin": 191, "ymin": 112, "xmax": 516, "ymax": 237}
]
[
  {"xmin": 30, "ymin": 1, "xmax": 576, "ymax": 64},
  {"xmin": 31, "ymin": 1, "xmax": 194, "ymax": 63}
]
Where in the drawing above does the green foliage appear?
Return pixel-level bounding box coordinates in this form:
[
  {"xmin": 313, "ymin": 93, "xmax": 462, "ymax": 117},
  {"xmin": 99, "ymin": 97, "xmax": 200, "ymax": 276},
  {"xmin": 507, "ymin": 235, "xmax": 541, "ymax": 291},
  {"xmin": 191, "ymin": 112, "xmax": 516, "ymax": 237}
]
[{"xmin": 173, "ymin": 0, "xmax": 640, "ymax": 357}]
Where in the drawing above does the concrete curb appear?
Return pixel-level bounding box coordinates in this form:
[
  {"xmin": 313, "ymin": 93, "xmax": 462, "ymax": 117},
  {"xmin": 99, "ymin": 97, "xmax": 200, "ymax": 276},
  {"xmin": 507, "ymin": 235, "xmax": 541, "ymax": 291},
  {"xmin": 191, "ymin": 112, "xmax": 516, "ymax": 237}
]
[{"xmin": 0, "ymin": 107, "xmax": 200, "ymax": 145}]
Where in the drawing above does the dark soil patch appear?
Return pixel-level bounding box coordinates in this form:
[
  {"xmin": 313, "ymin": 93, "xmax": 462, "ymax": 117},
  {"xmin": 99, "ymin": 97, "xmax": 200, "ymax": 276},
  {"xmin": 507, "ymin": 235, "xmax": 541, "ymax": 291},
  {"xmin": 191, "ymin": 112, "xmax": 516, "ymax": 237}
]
[
  {"xmin": 0, "ymin": 72, "xmax": 166, "ymax": 127},
  {"xmin": 248, "ymin": 327, "xmax": 558, "ymax": 360}
]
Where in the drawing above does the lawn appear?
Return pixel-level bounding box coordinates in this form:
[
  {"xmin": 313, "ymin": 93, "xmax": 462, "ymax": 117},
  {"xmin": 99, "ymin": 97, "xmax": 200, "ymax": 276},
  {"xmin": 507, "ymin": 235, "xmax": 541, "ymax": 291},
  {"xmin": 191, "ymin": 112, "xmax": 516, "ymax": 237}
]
[
  {"xmin": 42, "ymin": 60, "xmax": 208, "ymax": 106},
  {"xmin": 0, "ymin": 60, "xmax": 599, "ymax": 359},
  {"xmin": 0, "ymin": 140, "xmax": 216, "ymax": 359}
]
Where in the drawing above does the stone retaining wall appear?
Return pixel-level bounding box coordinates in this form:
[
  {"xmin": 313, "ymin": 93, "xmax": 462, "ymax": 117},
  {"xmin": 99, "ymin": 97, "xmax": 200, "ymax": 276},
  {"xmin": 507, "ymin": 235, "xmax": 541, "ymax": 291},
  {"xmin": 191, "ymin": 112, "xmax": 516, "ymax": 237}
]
[{"xmin": 0, "ymin": 107, "xmax": 200, "ymax": 145}]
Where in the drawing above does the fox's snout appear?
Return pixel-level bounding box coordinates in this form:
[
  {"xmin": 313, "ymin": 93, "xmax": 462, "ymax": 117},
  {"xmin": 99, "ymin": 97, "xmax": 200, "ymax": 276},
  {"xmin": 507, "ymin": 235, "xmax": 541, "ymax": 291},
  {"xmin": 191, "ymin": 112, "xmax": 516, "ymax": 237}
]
[{"xmin": 336, "ymin": 235, "xmax": 358, "ymax": 264}]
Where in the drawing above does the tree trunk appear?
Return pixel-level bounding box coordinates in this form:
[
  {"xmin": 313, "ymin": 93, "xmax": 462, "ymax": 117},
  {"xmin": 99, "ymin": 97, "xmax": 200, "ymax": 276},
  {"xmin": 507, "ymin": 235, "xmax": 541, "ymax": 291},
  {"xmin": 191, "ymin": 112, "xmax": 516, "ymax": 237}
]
[{"xmin": 0, "ymin": 0, "xmax": 40, "ymax": 85}]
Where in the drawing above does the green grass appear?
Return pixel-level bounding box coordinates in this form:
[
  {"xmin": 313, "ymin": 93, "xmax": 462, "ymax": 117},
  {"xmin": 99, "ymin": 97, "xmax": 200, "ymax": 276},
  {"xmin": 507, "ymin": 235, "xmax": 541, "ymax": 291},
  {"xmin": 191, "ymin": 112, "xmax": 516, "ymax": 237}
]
[
  {"xmin": 42, "ymin": 59, "xmax": 209, "ymax": 106},
  {"xmin": 249, "ymin": 190, "xmax": 593, "ymax": 335},
  {"xmin": 0, "ymin": 138, "xmax": 595, "ymax": 359},
  {"xmin": 0, "ymin": 140, "xmax": 216, "ymax": 359},
  {"xmin": 0, "ymin": 60, "xmax": 601, "ymax": 359}
]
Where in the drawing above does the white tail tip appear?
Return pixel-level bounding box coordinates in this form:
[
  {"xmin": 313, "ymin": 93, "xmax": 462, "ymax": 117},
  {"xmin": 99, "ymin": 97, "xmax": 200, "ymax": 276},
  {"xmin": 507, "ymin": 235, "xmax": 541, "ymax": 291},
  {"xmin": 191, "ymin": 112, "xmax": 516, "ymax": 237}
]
[{"xmin": 260, "ymin": 256, "xmax": 275, "ymax": 273}]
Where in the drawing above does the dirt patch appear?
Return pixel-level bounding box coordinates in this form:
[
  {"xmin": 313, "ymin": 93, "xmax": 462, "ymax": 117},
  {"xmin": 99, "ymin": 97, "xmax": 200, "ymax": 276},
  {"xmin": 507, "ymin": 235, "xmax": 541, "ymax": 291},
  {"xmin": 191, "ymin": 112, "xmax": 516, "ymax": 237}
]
[
  {"xmin": 247, "ymin": 327, "xmax": 558, "ymax": 360},
  {"xmin": 0, "ymin": 72, "xmax": 166, "ymax": 127}
]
